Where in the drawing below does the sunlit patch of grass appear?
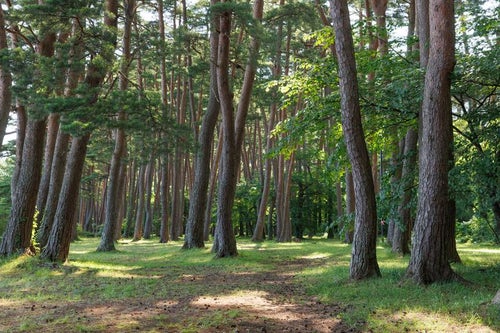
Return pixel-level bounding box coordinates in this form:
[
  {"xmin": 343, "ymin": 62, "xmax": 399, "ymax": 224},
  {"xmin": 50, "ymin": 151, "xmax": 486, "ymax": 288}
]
[
  {"xmin": 298, "ymin": 241, "xmax": 500, "ymax": 332},
  {"xmin": 1, "ymin": 237, "xmax": 498, "ymax": 332}
]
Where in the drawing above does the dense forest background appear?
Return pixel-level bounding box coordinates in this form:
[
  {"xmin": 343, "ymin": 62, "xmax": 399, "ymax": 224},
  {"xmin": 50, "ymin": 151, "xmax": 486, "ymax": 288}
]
[{"xmin": 0, "ymin": 0, "xmax": 498, "ymax": 282}]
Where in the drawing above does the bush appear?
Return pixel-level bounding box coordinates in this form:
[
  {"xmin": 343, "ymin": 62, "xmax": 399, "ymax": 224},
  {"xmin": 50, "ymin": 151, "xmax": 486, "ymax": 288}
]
[{"xmin": 456, "ymin": 215, "xmax": 497, "ymax": 244}]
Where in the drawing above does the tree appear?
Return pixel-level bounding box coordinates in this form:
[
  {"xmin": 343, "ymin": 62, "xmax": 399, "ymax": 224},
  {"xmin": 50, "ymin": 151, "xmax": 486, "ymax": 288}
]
[
  {"xmin": 183, "ymin": 0, "xmax": 220, "ymax": 249},
  {"xmin": 212, "ymin": 0, "xmax": 264, "ymax": 257},
  {"xmin": 41, "ymin": 0, "xmax": 119, "ymax": 262},
  {"xmin": 406, "ymin": 0, "xmax": 460, "ymax": 284},
  {"xmin": 0, "ymin": 16, "xmax": 57, "ymax": 255},
  {"xmin": 98, "ymin": 0, "xmax": 137, "ymax": 252},
  {"xmin": 329, "ymin": 0, "xmax": 381, "ymax": 280}
]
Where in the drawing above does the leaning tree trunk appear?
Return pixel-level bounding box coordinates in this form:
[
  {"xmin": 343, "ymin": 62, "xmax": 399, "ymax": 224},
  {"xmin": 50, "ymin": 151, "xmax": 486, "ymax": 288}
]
[
  {"xmin": 0, "ymin": 30, "xmax": 56, "ymax": 255},
  {"xmin": 41, "ymin": 135, "xmax": 90, "ymax": 261},
  {"xmin": 406, "ymin": 0, "xmax": 459, "ymax": 284},
  {"xmin": 330, "ymin": 0, "xmax": 381, "ymax": 280},
  {"xmin": 36, "ymin": 130, "xmax": 70, "ymax": 248},
  {"xmin": 40, "ymin": 0, "xmax": 119, "ymax": 261},
  {"xmin": 183, "ymin": 2, "xmax": 220, "ymax": 249}
]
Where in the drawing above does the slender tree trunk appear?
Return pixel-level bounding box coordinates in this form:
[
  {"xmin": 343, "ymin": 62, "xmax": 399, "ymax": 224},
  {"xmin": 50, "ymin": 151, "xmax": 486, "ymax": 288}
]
[
  {"xmin": 392, "ymin": 128, "xmax": 417, "ymax": 255},
  {"xmin": 406, "ymin": 0, "xmax": 459, "ymax": 284},
  {"xmin": 183, "ymin": 1, "xmax": 220, "ymax": 249},
  {"xmin": 133, "ymin": 164, "xmax": 146, "ymax": 241},
  {"xmin": 98, "ymin": 0, "xmax": 135, "ymax": 251},
  {"xmin": 212, "ymin": 0, "xmax": 264, "ymax": 257},
  {"xmin": 143, "ymin": 158, "xmax": 155, "ymax": 239},
  {"xmin": 330, "ymin": 0, "xmax": 381, "ymax": 280},
  {"xmin": 212, "ymin": 4, "xmax": 238, "ymax": 257},
  {"xmin": 159, "ymin": 160, "xmax": 170, "ymax": 243},
  {"xmin": 252, "ymin": 105, "xmax": 275, "ymax": 241},
  {"xmin": 344, "ymin": 170, "xmax": 355, "ymax": 243}
]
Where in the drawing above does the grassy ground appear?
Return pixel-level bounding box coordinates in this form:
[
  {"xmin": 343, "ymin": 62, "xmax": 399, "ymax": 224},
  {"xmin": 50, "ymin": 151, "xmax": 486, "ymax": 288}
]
[{"xmin": 0, "ymin": 237, "xmax": 498, "ymax": 332}]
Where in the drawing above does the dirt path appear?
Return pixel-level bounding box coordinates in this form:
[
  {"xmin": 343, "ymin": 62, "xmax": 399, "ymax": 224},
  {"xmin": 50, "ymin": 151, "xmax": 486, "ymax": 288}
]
[{"xmin": 3, "ymin": 257, "xmax": 357, "ymax": 332}]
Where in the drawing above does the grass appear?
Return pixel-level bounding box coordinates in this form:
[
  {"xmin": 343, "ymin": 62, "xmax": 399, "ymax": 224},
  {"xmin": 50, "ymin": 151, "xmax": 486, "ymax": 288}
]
[{"xmin": 0, "ymin": 237, "xmax": 498, "ymax": 332}]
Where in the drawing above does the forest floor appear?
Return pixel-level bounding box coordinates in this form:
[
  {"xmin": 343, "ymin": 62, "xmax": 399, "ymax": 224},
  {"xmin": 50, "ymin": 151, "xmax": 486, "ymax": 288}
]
[{"xmin": 0, "ymin": 238, "xmax": 499, "ymax": 332}]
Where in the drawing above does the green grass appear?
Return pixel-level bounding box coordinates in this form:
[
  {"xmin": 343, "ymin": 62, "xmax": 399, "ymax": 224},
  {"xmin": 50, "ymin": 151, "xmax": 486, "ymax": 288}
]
[
  {"xmin": 298, "ymin": 241, "xmax": 500, "ymax": 332},
  {"xmin": 0, "ymin": 237, "xmax": 498, "ymax": 332}
]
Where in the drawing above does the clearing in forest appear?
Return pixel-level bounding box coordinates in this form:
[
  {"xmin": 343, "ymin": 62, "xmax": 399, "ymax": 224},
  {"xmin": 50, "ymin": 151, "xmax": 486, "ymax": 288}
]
[{"xmin": 0, "ymin": 238, "xmax": 498, "ymax": 332}]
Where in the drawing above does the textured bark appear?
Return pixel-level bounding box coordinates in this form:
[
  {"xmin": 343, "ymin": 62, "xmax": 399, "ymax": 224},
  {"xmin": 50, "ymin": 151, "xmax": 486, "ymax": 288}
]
[
  {"xmin": 0, "ymin": 31, "xmax": 56, "ymax": 256},
  {"xmin": 41, "ymin": 135, "xmax": 90, "ymax": 262},
  {"xmin": 183, "ymin": 2, "xmax": 220, "ymax": 249},
  {"xmin": 330, "ymin": 0, "xmax": 381, "ymax": 280},
  {"xmin": 392, "ymin": 128, "xmax": 417, "ymax": 255},
  {"xmin": 0, "ymin": 4, "xmax": 12, "ymax": 147},
  {"xmin": 36, "ymin": 130, "xmax": 70, "ymax": 248},
  {"xmin": 35, "ymin": 113, "xmax": 60, "ymax": 231},
  {"xmin": 406, "ymin": 0, "xmax": 459, "ymax": 284}
]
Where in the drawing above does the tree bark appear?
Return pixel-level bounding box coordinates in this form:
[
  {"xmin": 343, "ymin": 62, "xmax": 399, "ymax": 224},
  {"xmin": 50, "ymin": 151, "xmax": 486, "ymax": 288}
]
[
  {"xmin": 0, "ymin": 30, "xmax": 57, "ymax": 256},
  {"xmin": 41, "ymin": 135, "xmax": 90, "ymax": 261},
  {"xmin": 406, "ymin": 0, "xmax": 459, "ymax": 284},
  {"xmin": 183, "ymin": 0, "xmax": 220, "ymax": 249},
  {"xmin": 330, "ymin": 0, "xmax": 381, "ymax": 280}
]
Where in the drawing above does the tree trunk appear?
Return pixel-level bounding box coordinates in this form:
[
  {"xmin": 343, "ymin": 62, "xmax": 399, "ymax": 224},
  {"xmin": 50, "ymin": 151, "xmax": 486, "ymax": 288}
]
[
  {"xmin": 41, "ymin": 135, "xmax": 90, "ymax": 261},
  {"xmin": 0, "ymin": 4, "xmax": 12, "ymax": 147},
  {"xmin": 159, "ymin": 160, "xmax": 170, "ymax": 243},
  {"xmin": 0, "ymin": 29, "xmax": 57, "ymax": 255},
  {"xmin": 392, "ymin": 128, "xmax": 417, "ymax": 255},
  {"xmin": 40, "ymin": 0, "xmax": 119, "ymax": 261},
  {"xmin": 35, "ymin": 114, "xmax": 60, "ymax": 232},
  {"xmin": 212, "ymin": 4, "xmax": 238, "ymax": 257},
  {"xmin": 97, "ymin": 0, "xmax": 135, "ymax": 252},
  {"xmin": 330, "ymin": 0, "xmax": 381, "ymax": 280},
  {"xmin": 183, "ymin": 1, "xmax": 220, "ymax": 249},
  {"xmin": 252, "ymin": 105, "xmax": 276, "ymax": 242},
  {"xmin": 406, "ymin": 0, "xmax": 459, "ymax": 284},
  {"xmin": 212, "ymin": 0, "xmax": 263, "ymax": 257},
  {"xmin": 143, "ymin": 158, "xmax": 155, "ymax": 239},
  {"xmin": 36, "ymin": 130, "xmax": 70, "ymax": 248},
  {"xmin": 133, "ymin": 164, "xmax": 146, "ymax": 241},
  {"xmin": 344, "ymin": 170, "xmax": 355, "ymax": 243}
]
